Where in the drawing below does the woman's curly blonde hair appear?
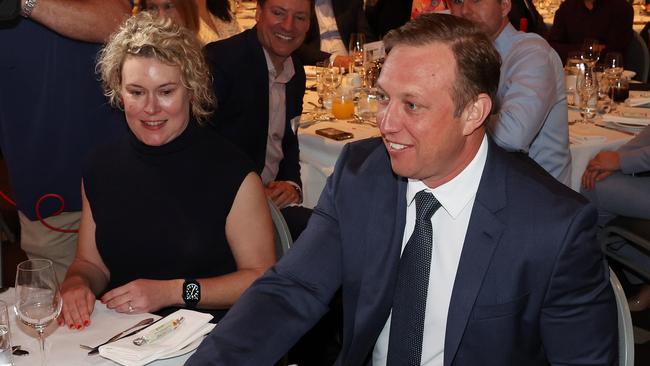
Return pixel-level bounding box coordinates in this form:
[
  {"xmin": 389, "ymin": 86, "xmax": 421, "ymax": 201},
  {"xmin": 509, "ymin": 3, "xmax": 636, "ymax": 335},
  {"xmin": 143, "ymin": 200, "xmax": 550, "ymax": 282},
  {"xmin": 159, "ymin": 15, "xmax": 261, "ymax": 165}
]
[{"xmin": 97, "ymin": 12, "xmax": 215, "ymax": 122}]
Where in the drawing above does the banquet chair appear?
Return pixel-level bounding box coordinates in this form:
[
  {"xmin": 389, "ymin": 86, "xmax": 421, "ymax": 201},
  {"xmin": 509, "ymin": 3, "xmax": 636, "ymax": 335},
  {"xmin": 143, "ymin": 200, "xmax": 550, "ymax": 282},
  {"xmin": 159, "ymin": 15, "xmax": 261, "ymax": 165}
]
[
  {"xmin": 601, "ymin": 217, "xmax": 650, "ymax": 282},
  {"xmin": 625, "ymin": 31, "xmax": 649, "ymax": 83},
  {"xmin": 610, "ymin": 268, "xmax": 635, "ymax": 366},
  {"xmin": 268, "ymin": 200, "xmax": 293, "ymax": 259}
]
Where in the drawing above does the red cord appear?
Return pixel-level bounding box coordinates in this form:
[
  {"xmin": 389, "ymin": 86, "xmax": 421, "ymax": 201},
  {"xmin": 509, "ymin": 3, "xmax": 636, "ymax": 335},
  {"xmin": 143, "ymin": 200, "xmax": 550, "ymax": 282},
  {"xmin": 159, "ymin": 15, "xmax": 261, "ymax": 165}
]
[
  {"xmin": 0, "ymin": 191, "xmax": 79, "ymax": 233},
  {"xmin": 35, "ymin": 194, "xmax": 79, "ymax": 233}
]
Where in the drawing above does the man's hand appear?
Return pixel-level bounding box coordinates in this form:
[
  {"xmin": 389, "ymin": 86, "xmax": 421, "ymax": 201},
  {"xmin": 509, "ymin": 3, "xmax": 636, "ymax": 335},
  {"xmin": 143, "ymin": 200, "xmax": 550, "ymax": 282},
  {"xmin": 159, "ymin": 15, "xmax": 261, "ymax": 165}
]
[
  {"xmin": 581, "ymin": 151, "xmax": 620, "ymax": 190},
  {"xmin": 265, "ymin": 181, "xmax": 300, "ymax": 208}
]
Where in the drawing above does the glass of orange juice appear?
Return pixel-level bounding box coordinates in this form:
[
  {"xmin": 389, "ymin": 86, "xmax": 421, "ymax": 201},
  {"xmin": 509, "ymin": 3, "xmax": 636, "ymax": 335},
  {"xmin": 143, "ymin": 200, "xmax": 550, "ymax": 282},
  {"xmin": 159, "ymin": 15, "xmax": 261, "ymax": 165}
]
[{"xmin": 331, "ymin": 93, "xmax": 355, "ymax": 120}]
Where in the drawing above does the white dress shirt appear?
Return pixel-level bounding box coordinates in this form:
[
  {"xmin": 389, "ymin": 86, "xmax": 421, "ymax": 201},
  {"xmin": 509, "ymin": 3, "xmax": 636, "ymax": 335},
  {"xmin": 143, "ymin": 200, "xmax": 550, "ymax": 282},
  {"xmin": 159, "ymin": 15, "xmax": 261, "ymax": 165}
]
[
  {"xmin": 373, "ymin": 135, "xmax": 489, "ymax": 366},
  {"xmin": 314, "ymin": 0, "xmax": 348, "ymax": 56},
  {"xmin": 261, "ymin": 49, "xmax": 295, "ymax": 185}
]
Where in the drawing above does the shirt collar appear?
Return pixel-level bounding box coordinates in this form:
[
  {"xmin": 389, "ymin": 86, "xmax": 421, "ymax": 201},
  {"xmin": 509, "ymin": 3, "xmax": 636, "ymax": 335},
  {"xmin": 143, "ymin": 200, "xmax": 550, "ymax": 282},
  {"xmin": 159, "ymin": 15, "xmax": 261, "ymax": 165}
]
[
  {"xmin": 494, "ymin": 22, "xmax": 517, "ymax": 56},
  {"xmin": 406, "ymin": 135, "xmax": 488, "ymax": 219},
  {"xmin": 262, "ymin": 48, "xmax": 295, "ymax": 84}
]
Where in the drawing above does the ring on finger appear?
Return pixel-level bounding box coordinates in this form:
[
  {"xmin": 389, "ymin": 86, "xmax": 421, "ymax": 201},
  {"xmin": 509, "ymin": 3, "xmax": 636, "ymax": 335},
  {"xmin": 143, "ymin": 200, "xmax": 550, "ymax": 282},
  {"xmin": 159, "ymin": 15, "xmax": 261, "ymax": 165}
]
[{"xmin": 127, "ymin": 301, "xmax": 134, "ymax": 313}]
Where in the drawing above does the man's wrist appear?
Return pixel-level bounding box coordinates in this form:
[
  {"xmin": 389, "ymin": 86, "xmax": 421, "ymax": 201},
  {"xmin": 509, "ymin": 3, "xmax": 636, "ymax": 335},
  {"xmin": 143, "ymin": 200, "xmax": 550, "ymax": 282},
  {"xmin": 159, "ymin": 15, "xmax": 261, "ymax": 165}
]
[
  {"xmin": 286, "ymin": 181, "xmax": 303, "ymax": 203},
  {"xmin": 20, "ymin": 0, "xmax": 38, "ymax": 18}
]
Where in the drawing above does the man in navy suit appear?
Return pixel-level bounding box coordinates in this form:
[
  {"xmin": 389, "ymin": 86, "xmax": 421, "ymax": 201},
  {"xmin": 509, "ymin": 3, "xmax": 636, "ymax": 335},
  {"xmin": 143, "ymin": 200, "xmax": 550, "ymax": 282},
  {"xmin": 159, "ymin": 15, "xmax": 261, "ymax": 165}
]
[
  {"xmin": 189, "ymin": 14, "xmax": 617, "ymax": 365},
  {"xmin": 204, "ymin": 0, "xmax": 311, "ymax": 238}
]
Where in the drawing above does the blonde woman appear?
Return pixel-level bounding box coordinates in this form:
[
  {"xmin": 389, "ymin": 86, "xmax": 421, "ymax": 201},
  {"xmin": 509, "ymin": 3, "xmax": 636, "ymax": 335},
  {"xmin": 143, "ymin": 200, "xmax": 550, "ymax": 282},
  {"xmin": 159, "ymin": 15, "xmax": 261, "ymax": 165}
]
[{"xmin": 59, "ymin": 12, "xmax": 275, "ymax": 329}]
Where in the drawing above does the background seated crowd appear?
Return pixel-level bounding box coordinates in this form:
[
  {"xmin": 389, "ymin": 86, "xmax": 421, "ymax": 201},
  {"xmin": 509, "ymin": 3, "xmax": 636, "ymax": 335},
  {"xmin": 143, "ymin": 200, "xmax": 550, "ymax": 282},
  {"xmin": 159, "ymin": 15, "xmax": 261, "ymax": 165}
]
[{"xmin": 0, "ymin": 0, "xmax": 648, "ymax": 363}]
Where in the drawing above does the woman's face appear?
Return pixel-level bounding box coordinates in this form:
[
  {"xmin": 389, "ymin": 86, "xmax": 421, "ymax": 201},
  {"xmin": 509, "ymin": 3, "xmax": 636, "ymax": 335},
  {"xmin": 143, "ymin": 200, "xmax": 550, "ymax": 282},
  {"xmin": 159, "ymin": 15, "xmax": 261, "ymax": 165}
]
[
  {"xmin": 145, "ymin": 0, "xmax": 185, "ymax": 26},
  {"xmin": 120, "ymin": 56, "xmax": 192, "ymax": 146}
]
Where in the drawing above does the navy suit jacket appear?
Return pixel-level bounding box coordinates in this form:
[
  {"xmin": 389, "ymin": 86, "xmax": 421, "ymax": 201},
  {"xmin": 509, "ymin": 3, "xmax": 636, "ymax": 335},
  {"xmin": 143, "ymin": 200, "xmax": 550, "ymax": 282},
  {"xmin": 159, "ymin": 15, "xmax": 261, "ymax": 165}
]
[
  {"xmin": 297, "ymin": 0, "xmax": 374, "ymax": 65},
  {"xmin": 188, "ymin": 137, "xmax": 617, "ymax": 365},
  {"xmin": 203, "ymin": 28, "xmax": 304, "ymax": 185}
]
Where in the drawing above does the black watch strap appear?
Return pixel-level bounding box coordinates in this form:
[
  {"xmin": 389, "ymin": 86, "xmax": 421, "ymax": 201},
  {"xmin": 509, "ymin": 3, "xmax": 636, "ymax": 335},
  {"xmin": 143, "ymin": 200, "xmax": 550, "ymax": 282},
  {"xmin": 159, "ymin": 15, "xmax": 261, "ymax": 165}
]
[{"xmin": 182, "ymin": 279, "xmax": 200, "ymax": 309}]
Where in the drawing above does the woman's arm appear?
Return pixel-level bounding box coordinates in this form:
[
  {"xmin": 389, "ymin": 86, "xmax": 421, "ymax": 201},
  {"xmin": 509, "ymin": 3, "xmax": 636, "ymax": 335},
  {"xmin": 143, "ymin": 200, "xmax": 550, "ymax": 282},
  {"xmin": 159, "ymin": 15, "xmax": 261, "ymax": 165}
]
[
  {"xmin": 59, "ymin": 181, "xmax": 111, "ymax": 329},
  {"xmin": 100, "ymin": 172, "xmax": 277, "ymax": 312}
]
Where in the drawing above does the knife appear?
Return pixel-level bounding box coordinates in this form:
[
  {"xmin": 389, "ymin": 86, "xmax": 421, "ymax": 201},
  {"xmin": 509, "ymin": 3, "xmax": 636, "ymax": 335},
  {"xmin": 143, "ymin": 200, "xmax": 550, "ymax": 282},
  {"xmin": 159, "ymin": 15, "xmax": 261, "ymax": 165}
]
[{"xmin": 83, "ymin": 317, "xmax": 156, "ymax": 355}]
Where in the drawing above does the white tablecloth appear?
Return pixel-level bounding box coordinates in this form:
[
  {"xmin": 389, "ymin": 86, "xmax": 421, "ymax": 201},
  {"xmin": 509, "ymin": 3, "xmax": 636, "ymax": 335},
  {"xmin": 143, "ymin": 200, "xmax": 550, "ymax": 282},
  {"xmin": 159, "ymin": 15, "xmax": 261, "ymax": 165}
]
[
  {"xmin": 0, "ymin": 289, "xmax": 194, "ymax": 366},
  {"xmin": 298, "ymin": 92, "xmax": 635, "ymax": 208}
]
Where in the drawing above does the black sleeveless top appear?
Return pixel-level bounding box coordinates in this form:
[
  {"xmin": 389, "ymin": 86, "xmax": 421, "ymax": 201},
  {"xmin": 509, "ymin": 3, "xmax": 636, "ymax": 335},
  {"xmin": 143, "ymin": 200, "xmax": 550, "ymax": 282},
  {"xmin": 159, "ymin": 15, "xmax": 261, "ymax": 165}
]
[{"xmin": 83, "ymin": 121, "xmax": 253, "ymax": 321}]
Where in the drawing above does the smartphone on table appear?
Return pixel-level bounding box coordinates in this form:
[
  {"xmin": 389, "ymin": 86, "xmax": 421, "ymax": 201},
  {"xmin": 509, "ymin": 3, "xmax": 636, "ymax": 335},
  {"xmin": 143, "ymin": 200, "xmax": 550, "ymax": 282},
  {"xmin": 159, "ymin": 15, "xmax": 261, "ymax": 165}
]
[{"xmin": 315, "ymin": 128, "xmax": 354, "ymax": 141}]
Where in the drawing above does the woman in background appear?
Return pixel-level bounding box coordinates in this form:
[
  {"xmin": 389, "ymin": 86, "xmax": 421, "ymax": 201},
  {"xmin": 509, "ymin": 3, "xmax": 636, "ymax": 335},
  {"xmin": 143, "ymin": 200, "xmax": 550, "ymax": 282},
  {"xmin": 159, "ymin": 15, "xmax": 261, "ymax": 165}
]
[
  {"xmin": 59, "ymin": 12, "xmax": 275, "ymax": 329},
  {"xmin": 141, "ymin": 0, "xmax": 240, "ymax": 44},
  {"xmin": 197, "ymin": 0, "xmax": 241, "ymax": 44}
]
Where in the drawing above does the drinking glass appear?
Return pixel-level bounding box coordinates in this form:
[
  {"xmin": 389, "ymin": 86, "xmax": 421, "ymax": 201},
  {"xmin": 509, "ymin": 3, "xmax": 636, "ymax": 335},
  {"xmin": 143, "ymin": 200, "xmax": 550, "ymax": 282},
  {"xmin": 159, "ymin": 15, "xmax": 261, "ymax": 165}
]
[
  {"xmin": 348, "ymin": 33, "xmax": 366, "ymax": 75},
  {"xmin": 14, "ymin": 259, "xmax": 62, "ymax": 366},
  {"xmin": 331, "ymin": 93, "xmax": 355, "ymax": 120},
  {"xmin": 580, "ymin": 38, "xmax": 601, "ymax": 68},
  {"xmin": 358, "ymin": 87, "xmax": 379, "ymax": 119},
  {"xmin": 609, "ymin": 77, "xmax": 630, "ymax": 103},
  {"xmin": 577, "ymin": 67, "xmax": 598, "ymax": 124},
  {"xmin": 0, "ymin": 301, "xmax": 13, "ymax": 366},
  {"xmin": 565, "ymin": 51, "xmax": 583, "ymax": 106},
  {"xmin": 603, "ymin": 52, "xmax": 624, "ymax": 80},
  {"xmin": 321, "ymin": 66, "xmax": 342, "ymax": 93}
]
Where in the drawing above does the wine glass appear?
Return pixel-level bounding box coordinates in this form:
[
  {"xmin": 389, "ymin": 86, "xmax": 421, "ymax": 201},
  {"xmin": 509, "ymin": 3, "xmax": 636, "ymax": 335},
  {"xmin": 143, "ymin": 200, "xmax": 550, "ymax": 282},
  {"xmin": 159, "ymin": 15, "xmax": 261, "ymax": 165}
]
[
  {"xmin": 577, "ymin": 67, "xmax": 598, "ymax": 124},
  {"xmin": 564, "ymin": 51, "xmax": 583, "ymax": 106},
  {"xmin": 14, "ymin": 259, "xmax": 62, "ymax": 366},
  {"xmin": 321, "ymin": 66, "xmax": 342, "ymax": 93},
  {"xmin": 603, "ymin": 52, "xmax": 624, "ymax": 80},
  {"xmin": 348, "ymin": 33, "xmax": 366, "ymax": 75},
  {"xmin": 580, "ymin": 38, "xmax": 601, "ymax": 68}
]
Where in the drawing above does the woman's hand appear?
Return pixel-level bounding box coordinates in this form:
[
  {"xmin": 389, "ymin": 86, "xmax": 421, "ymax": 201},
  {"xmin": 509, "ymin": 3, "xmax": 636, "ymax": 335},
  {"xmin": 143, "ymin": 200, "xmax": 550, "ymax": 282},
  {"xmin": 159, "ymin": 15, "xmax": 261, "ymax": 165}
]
[
  {"xmin": 59, "ymin": 279, "xmax": 96, "ymax": 330},
  {"xmin": 100, "ymin": 279, "xmax": 180, "ymax": 314}
]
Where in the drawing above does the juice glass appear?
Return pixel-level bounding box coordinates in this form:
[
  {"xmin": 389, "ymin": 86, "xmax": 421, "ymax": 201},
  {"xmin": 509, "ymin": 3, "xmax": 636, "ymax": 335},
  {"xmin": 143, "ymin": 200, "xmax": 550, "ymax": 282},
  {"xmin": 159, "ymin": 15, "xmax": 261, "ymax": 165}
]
[{"xmin": 331, "ymin": 93, "xmax": 355, "ymax": 120}]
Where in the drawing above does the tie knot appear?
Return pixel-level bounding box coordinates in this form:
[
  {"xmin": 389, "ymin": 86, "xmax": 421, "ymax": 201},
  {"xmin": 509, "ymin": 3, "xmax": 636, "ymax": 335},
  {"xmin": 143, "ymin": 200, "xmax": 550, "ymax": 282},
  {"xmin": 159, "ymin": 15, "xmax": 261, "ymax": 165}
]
[{"xmin": 414, "ymin": 191, "xmax": 440, "ymax": 222}]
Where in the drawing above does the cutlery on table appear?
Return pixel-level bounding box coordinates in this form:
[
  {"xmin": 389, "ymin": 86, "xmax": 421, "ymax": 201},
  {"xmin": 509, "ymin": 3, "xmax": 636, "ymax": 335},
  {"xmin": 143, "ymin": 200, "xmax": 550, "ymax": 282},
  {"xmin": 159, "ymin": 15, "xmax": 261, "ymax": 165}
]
[
  {"xmin": 80, "ymin": 317, "xmax": 155, "ymax": 355},
  {"xmin": 12, "ymin": 345, "xmax": 28, "ymax": 356}
]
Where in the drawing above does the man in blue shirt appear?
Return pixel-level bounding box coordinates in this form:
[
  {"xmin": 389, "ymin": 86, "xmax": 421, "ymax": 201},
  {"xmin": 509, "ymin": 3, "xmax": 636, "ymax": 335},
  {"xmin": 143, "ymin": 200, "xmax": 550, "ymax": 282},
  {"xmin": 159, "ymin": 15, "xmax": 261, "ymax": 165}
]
[
  {"xmin": 0, "ymin": 0, "xmax": 131, "ymax": 280},
  {"xmin": 450, "ymin": 0, "xmax": 572, "ymax": 185}
]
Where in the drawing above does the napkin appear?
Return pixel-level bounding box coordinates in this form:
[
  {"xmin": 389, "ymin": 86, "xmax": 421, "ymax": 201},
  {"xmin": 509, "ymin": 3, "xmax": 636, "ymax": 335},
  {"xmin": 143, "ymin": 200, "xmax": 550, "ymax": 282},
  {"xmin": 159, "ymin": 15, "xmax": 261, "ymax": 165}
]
[
  {"xmin": 624, "ymin": 98, "xmax": 650, "ymax": 107},
  {"xmin": 602, "ymin": 108, "xmax": 650, "ymax": 126},
  {"xmin": 99, "ymin": 309, "xmax": 215, "ymax": 366},
  {"xmin": 569, "ymin": 128, "xmax": 606, "ymax": 144}
]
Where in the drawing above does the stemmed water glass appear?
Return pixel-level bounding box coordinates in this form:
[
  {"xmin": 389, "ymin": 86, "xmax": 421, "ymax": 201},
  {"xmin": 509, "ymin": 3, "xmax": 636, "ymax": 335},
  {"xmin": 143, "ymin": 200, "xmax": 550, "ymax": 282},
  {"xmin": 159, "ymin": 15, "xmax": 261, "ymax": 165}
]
[
  {"xmin": 14, "ymin": 259, "xmax": 62, "ymax": 366},
  {"xmin": 348, "ymin": 33, "xmax": 365, "ymax": 75},
  {"xmin": 580, "ymin": 38, "xmax": 601, "ymax": 68},
  {"xmin": 577, "ymin": 66, "xmax": 598, "ymax": 124}
]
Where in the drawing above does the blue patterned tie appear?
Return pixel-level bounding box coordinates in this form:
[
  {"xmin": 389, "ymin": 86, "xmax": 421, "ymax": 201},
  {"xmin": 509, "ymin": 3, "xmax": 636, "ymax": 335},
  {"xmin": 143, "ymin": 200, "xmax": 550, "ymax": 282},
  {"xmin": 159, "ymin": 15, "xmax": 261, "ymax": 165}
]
[{"xmin": 387, "ymin": 190, "xmax": 441, "ymax": 365}]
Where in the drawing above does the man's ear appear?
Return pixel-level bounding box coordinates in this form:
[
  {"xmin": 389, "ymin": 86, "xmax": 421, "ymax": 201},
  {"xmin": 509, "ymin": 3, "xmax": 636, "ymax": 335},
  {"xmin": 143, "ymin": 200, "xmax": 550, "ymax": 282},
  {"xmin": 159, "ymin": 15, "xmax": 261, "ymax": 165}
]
[
  {"xmin": 460, "ymin": 93, "xmax": 492, "ymax": 136},
  {"xmin": 501, "ymin": 0, "xmax": 512, "ymax": 18}
]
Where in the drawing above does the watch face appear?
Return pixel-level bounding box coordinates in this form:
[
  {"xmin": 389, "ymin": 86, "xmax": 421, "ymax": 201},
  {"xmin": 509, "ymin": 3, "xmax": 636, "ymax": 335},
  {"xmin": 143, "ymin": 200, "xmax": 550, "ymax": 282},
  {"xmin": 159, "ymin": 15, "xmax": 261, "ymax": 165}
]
[{"xmin": 185, "ymin": 283, "xmax": 200, "ymax": 301}]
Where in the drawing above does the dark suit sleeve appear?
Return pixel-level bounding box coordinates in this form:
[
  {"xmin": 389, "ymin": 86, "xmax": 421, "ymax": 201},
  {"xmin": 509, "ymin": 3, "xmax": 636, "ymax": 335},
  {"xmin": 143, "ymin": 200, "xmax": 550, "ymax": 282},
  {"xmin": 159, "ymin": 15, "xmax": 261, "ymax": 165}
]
[
  {"xmin": 540, "ymin": 204, "xmax": 618, "ymax": 365},
  {"xmin": 296, "ymin": 0, "xmax": 375, "ymax": 65},
  {"xmin": 185, "ymin": 145, "xmax": 354, "ymax": 366}
]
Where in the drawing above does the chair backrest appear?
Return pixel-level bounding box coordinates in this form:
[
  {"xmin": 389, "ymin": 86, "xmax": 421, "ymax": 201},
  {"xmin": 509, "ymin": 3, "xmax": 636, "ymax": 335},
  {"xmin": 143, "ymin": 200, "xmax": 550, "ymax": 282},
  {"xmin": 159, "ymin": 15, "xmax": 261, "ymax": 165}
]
[
  {"xmin": 601, "ymin": 217, "xmax": 650, "ymax": 282},
  {"xmin": 268, "ymin": 200, "xmax": 292, "ymax": 259},
  {"xmin": 609, "ymin": 268, "xmax": 635, "ymax": 366},
  {"xmin": 625, "ymin": 31, "xmax": 649, "ymax": 83}
]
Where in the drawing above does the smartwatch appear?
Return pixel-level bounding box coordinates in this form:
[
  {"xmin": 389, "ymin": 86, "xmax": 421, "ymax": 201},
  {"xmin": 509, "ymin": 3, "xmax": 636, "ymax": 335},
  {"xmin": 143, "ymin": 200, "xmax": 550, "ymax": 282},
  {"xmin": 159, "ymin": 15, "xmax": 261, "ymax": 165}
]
[{"xmin": 182, "ymin": 279, "xmax": 200, "ymax": 309}]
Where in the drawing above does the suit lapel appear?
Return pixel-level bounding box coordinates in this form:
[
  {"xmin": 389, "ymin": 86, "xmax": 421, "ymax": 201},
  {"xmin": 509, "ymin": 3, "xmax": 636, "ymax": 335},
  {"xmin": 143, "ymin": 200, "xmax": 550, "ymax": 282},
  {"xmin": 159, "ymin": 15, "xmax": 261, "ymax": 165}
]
[
  {"xmin": 443, "ymin": 141, "xmax": 508, "ymax": 366},
  {"xmin": 347, "ymin": 150, "xmax": 407, "ymax": 364}
]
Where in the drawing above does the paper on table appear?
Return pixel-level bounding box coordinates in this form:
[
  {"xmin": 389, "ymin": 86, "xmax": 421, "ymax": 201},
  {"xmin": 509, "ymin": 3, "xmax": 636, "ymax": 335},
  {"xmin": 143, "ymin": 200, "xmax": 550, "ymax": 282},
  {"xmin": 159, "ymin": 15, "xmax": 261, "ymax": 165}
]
[
  {"xmin": 626, "ymin": 91, "xmax": 650, "ymax": 107},
  {"xmin": 602, "ymin": 107, "xmax": 650, "ymax": 126},
  {"xmin": 304, "ymin": 66, "xmax": 318, "ymax": 79},
  {"xmin": 99, "ymin": 309, "xmax": 215, "ymax": 366}
]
